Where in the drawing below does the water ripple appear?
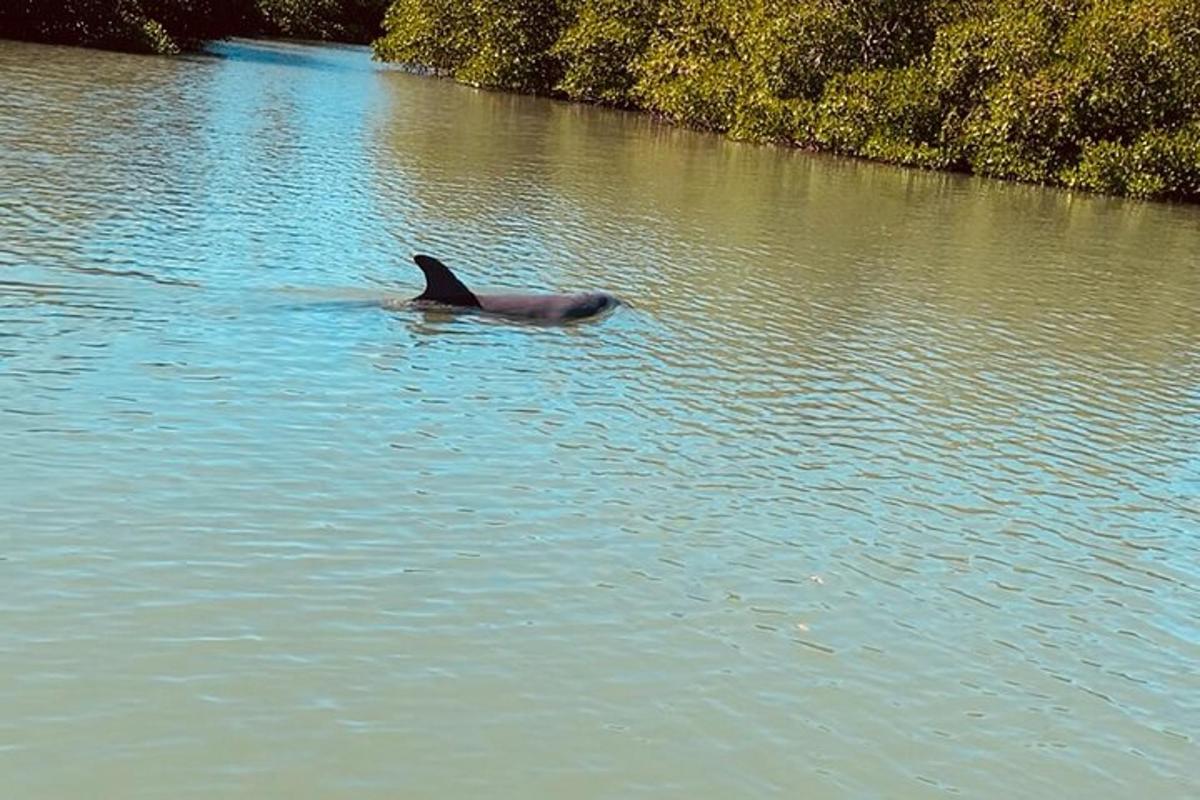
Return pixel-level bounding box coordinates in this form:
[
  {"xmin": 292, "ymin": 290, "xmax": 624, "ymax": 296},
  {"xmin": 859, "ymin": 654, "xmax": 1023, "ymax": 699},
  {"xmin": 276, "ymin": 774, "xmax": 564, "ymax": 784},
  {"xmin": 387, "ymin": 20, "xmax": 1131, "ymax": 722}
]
[{"xmin": 1, "ymin": 36, "xmax": 1198, "ymax": 800}]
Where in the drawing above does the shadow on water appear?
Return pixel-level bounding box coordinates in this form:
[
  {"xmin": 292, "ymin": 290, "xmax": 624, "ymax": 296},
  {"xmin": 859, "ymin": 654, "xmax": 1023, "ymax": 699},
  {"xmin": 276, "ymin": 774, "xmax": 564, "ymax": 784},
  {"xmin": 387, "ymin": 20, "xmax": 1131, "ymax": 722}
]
[{"xmin": 204, "ymin": 38, "xmax": 379, "ymax": 73}]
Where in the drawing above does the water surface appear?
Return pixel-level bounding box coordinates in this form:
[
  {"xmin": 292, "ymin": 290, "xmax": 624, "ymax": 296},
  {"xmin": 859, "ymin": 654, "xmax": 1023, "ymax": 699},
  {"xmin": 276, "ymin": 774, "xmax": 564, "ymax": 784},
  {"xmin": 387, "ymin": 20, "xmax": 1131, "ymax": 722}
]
[{"xmin": 1, "ymin": 37, "xmax": 1198, "ymax": 799}]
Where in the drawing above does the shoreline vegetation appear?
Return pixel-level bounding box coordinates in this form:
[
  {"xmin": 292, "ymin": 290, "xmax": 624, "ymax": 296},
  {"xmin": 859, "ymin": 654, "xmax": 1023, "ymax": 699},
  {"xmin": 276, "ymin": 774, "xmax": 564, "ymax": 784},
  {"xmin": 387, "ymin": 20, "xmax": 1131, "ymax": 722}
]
[
  {"xmin": 0, "ymin": 1, "xmax": 389, "ymax": 52},
  {"xmin": 3, "ymin": 1, "xmax": 1197, "ymax": 202},
  {"xmin": 373, "ymin": 0, "xmax": 1200, "ymax": 202}
]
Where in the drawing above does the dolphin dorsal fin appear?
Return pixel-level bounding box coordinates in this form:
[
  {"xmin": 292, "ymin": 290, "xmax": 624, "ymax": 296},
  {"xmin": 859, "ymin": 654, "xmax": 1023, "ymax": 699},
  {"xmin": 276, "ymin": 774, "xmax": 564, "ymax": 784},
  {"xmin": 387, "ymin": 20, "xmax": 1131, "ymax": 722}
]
[{"xmin": 413, "ymin": 254, "xmax": 481, "ymax": 308}]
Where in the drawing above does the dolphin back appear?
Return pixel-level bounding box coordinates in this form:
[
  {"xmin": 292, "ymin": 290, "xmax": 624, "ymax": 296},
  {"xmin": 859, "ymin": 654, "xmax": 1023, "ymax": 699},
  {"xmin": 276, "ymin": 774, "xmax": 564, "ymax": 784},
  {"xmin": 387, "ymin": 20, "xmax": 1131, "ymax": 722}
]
[
  {"xmin": 475, "ymin": 291, "xmax": 617, "ymax": 320},
  {"xmin": 409, "ymin": 254, "xmax": 619, "ymax": 321}
]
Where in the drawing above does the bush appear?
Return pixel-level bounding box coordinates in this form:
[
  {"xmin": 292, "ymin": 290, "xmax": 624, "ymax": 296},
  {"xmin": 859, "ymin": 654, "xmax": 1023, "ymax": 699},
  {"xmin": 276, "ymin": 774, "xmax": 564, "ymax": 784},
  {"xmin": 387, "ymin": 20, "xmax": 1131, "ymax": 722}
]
[
  {"xmin": 375, "ymin": 0, "xmax": 568, "ymax": 91},
  {"xmin": 1066, "ymin": 123, "xmax": 1200, "ymax": 198},
  {"xmin": 1064, "ymin": 0, "xmax": 1200, "ymax": 140},
  {"xmin": 0, "ymin": 0, "xmax": 242, "ymax": 53},
  {"xmin": 962, "ymin": 64, "xmax": 1089, "ymax": 182},
  {"xmin": 552, "ymin": 0, "xmax": 660, "ymax": 105},
  {"xmin": 0, "ymin": 0, "xmax": 389, "ymax": 52},
  {"xmin": 631, "ymin": 0, "xmax": 742, "ymax": 130},
  {"xmin": 814, "ymin": 66, "xmax": 954, "ymax": 169},
  {"xmin": 373, "ymin": 0, "xmax": 479, "ymax": 72},
  {"xmin": 460, "ymin": 0, "xmax": 568, "ymax": 92},
  {"xmin": 256, "ymin": 0, "xmax": 392, "ymax": 42}
]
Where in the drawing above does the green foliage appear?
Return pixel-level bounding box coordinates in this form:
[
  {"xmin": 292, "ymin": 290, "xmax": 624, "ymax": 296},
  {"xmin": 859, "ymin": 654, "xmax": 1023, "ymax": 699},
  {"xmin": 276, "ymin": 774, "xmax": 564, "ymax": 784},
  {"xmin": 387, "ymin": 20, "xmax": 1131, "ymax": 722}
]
[
  {"xmin": 632, "ymin": 0, "xmax": 741, "ymax": 130},
  {"xmin": 375, "ymin": 0, "xmax": 567, "ymax": 91},
  {"xmin": 741, "ymin": 1, "xmax": 876, "ymax": 103},
  {"xmin": 945, "ymin": 0, "xmax": 1200, "ymax": 187},
  {"xmin": 0, "ymin": 0, "xmax": 388, "ymax": 52},
  {"xmin": 373, "ymin": 0, "xmax": 479, "ymax": 71},
  {"xmin": 1063, "ymin": 0, "xmax": 1200, "ymax": 138},
  {"xmin": 458, "ymin": 0, "xmax": 568, "ymax": 91},
  {"xmin": 1065, "ymin": 123, "xmax": 1200, "ymax": 198},
  {"xmin": 552, "ymin": 0, "xmax": 659, "ymax": 104},
  {"xmin": 962, "ymin": 65, "xmax": 1089, "ymax": 181},
  {"xmin": 813, "ymin": 66, "xmax": 954, "ymax": 169},
  {"xmin": 256, "ymin": 0, "xmax": 391, "ymax": 42},
  {"xmin": 0, "ymin": 0, "xmax": 241, "ymax": 53}
]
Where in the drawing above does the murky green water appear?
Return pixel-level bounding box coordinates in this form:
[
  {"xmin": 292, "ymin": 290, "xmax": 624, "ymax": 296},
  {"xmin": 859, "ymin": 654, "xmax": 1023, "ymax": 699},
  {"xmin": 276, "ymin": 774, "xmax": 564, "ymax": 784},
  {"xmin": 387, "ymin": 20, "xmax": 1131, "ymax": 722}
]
[{"xmin": 2, "ymin": 37, "xmax": 1198, "ymax": 799}]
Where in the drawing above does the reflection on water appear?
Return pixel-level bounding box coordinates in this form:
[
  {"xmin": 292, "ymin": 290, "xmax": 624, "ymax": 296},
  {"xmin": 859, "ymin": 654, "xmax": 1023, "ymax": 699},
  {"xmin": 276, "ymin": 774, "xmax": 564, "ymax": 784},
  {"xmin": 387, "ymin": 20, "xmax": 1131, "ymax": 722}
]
[{"xmin": 1, "ymin": 37, "xmax": 1198, "ymax": 800}]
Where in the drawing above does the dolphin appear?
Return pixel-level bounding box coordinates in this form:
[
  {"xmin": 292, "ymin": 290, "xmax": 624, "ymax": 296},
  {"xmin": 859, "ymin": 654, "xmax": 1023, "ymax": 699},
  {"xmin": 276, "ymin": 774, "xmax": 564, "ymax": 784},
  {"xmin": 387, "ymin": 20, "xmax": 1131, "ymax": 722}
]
[{"xmin": 408, "ymin": 254, "xmax": 619, "ymax": 321}]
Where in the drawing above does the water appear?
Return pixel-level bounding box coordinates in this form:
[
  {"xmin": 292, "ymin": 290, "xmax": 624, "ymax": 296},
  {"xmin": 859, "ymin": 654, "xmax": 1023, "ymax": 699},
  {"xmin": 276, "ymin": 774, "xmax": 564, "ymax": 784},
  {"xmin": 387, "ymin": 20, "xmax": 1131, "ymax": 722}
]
[{"xmin": 1, "ymin": 37, "xmax": 1198, "ymax": 799}]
